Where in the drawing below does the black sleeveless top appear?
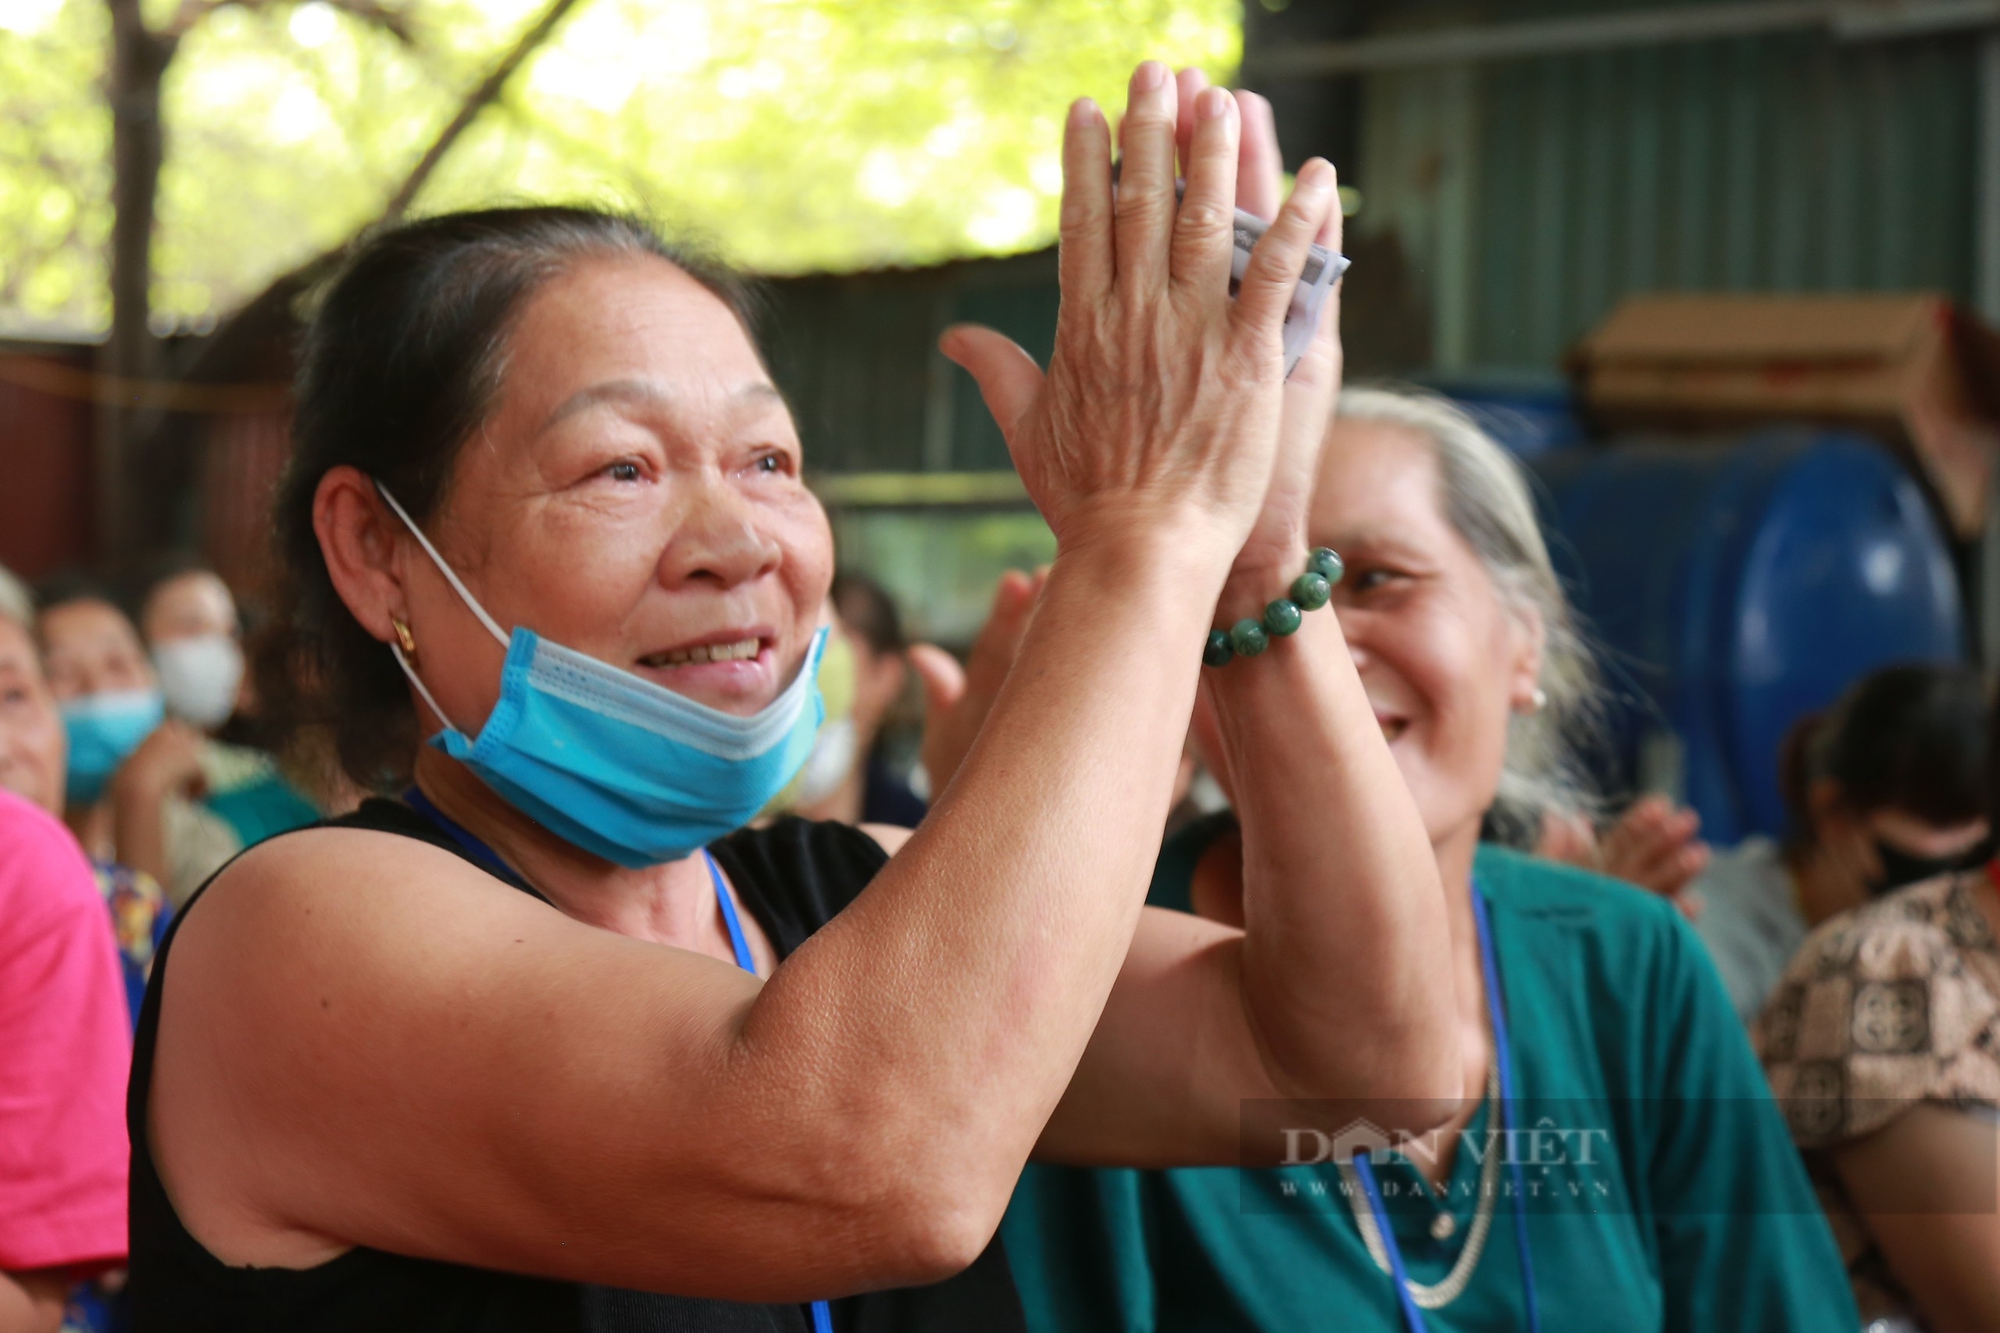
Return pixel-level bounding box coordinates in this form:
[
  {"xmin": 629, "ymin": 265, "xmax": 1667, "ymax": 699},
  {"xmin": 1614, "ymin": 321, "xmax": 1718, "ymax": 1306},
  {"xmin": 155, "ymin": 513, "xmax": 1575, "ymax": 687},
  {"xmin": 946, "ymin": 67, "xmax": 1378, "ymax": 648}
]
[{"xmin": 128, "ymin": 799, "xmax": 1025, "ymax": 1333}]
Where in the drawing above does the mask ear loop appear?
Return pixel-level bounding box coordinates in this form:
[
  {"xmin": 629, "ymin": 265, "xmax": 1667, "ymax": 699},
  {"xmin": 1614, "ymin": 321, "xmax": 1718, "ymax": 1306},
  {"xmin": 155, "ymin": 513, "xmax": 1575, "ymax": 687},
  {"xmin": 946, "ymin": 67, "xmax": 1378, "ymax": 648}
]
[{"xmin": 373, "ymin": 480, "xmax": 512, "ymax": 736}]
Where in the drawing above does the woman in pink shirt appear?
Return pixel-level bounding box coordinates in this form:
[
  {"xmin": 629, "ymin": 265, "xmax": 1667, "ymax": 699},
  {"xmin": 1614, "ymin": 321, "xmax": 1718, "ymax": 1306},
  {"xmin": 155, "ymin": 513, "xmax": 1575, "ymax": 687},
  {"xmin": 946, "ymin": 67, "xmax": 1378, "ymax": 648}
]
[{"xmin": 0, "ymin": 784, "xmax": 131, "ymax": 1333}]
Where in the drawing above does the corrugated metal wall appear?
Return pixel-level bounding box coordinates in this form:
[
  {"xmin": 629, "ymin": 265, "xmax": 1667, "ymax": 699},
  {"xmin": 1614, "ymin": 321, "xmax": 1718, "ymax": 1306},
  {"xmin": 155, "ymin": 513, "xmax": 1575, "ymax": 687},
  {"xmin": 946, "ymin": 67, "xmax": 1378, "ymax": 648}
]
[
  {"xmin": 758, "ymin": 251, "xmax": 1059, "ymax": 644},
  {"xmin": 1359, "ymin": 28, "xmax": 1979, "ymax": 371},
  {"xmin": 199, "ymin": 408, "xmax": 293, "ymax": 608},
  {"xmin": 0, "ymin": 342, "xmax": 96, "ymax": 579},
  {"xmin": 761, "ymin": 248, "xmax": 1057, "ymax": 477}
]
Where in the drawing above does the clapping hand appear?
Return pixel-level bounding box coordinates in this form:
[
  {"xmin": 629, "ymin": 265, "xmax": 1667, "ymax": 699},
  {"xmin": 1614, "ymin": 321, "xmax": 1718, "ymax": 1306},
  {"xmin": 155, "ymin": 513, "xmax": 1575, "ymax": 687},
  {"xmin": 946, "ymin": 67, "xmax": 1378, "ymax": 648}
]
[{"xmin": 940, "ymin": 61, "xmax": 1345, "ymax": 577}]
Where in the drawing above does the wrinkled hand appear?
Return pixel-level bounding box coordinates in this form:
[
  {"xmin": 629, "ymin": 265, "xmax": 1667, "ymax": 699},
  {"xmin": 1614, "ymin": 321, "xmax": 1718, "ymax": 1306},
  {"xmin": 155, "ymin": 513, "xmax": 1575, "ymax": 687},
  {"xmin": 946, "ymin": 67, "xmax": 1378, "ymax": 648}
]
[
  {"xmin": 1171, "ymin": 67, "xmax": 1345, "ymax": 583},
  {"xmin": 1536, "ymin": 795, "xmax": 1709, "ymax": 921},
  {"xmin": 112, "ymin": 719, "xmax": 207, "ymax": 803},
  {"xmin": 941, "ymin": 62, "xmax": 1344, "ymax": 568},
  {"xmin": 908, "ymin": 568, "xmax": 1049, "ymax": 797}
]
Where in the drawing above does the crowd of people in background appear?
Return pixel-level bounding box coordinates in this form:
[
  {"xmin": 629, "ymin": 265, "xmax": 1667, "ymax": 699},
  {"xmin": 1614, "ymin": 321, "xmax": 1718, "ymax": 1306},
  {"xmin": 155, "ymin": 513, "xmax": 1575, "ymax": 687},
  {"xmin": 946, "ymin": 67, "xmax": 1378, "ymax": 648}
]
[
  {"xmin": 0, "ymin": 57, "xmax": 1996, "ymax": 1333},
  {"xmin": 0, "ymin": 557, "xmax": 325, "ymax": 1330}
]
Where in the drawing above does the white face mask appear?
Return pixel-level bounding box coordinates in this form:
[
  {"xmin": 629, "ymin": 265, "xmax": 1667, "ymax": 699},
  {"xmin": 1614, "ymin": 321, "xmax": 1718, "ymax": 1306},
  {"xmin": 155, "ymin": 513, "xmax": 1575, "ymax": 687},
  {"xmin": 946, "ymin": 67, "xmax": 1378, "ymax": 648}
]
[
  {"xmin": 791, "ymin": 716, "xmax": 860, "ymax": 806},
  {"xmin": 153, "ymin": 634, "xmax": 244, "ymax": 730}
]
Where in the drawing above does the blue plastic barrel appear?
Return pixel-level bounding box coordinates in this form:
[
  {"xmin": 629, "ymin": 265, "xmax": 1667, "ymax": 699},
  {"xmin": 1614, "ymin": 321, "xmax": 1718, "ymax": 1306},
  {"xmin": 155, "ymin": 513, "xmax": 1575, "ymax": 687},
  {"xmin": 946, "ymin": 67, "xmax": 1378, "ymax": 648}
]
[{"xmin": 1530, "ymin": 431, "xmax": 1965, "ymax": 845}]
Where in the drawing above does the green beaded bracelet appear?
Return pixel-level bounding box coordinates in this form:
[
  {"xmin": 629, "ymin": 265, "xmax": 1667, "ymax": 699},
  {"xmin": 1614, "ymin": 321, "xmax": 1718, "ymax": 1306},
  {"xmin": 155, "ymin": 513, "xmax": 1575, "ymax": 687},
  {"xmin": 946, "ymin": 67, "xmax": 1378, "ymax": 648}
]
[
  {"xmin": 1229, "ymin": 618, "xmax": 1269, "ymax": 657},
  {"xmin": 1203, "ymin": 548, "xmax": 1342, "ymax": 668}
]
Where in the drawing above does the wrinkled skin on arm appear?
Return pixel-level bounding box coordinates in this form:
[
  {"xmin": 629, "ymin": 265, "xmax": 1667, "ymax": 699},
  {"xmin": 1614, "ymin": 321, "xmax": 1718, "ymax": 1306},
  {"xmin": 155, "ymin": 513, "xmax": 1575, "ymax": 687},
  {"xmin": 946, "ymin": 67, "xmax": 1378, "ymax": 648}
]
[{"xmin": 149, "ymin": 62, "xmax": 1407, "ymax": 1304}]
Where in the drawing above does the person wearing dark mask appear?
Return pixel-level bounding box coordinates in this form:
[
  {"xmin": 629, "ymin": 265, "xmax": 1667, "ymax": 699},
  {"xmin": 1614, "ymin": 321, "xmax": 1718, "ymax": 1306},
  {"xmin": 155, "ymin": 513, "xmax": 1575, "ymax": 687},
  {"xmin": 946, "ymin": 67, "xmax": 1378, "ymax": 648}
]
[
  {"xmin": 1758, "ymin": 666, "xmax": 2000, "ymax": 1332},
  {"xmin": 1690, "ymin": 664, "xmax": 1989, "ymax": 1023}
]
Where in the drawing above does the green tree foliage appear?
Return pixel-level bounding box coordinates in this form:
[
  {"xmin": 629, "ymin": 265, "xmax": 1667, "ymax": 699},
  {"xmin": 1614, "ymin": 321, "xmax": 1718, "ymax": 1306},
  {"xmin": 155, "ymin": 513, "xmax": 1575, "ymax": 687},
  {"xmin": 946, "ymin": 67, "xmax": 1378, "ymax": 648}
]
[
  {"xmin": 0, "ymin": 0, "xmax": 110, "ymax": 325},
  {"xmin": 0, "ymin": 0, "xmax": 1240, "ymax": 332}
]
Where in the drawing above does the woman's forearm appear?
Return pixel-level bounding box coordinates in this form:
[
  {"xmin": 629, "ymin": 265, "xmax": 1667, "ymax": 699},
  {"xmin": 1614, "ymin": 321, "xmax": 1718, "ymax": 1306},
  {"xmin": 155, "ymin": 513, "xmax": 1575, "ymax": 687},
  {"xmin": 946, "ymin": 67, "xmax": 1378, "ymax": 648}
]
[
  {"xmin": 742, "ymin": 530, "xmax": 1228, "ymax": 1214},
  {"xmin": 1205, "ymin": 563, "xmax": 1460, "ymax": 1112}
]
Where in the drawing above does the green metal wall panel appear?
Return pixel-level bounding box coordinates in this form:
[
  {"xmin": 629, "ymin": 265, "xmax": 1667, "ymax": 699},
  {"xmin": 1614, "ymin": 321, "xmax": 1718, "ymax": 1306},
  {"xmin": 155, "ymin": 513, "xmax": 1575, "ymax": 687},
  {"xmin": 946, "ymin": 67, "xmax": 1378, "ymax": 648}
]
[
  {"xmin": 949, "ymin": 277, "xmax": 1059, "ymax": 472},
  {"xmin": 1359, "ymin": 29, "xmax": 1978, "ymax": 371},
  {"xmin": 757, "ymin": 252, "xmax": 1058, "ymax": 645},
  {"xmin": 760, "ymin": 249, "xmax": 1057, "ymax": 477},
  {"xmin": 759, "ymin": 273, "xmax": 940, "ymax": 475}
]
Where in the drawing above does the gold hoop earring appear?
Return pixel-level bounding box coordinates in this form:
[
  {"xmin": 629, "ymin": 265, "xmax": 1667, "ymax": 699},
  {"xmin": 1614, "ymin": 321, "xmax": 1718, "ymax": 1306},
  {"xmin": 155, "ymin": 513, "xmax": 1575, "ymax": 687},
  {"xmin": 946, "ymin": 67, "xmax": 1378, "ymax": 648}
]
[{"xmin": 392, "ymin": 618, "xmax": 418, "ymax": 663}]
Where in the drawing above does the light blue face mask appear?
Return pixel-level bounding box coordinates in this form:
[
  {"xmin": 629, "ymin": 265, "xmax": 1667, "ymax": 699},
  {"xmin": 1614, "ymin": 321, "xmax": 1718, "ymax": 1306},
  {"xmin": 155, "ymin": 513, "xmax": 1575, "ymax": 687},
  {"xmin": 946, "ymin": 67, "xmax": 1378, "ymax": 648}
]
[
  {"xmin": 377, "ymin": 484, "xmax": 828, "ymax": 868},
  {"xmin": 61, "ymin": 688, "xmax": 166, "ymax": 806}
]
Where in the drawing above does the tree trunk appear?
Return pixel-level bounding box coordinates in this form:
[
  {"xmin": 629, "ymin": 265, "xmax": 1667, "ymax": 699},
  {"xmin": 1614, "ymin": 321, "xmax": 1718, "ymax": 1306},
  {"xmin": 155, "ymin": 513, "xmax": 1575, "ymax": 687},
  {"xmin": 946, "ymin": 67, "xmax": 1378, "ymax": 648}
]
[
  {"xmin": 100, "ymin": 0, "xmax": 175, "ymax": 570},
  {"xmin": 125, "ymin": 0, "xmax": 583, "ymax": 566}
]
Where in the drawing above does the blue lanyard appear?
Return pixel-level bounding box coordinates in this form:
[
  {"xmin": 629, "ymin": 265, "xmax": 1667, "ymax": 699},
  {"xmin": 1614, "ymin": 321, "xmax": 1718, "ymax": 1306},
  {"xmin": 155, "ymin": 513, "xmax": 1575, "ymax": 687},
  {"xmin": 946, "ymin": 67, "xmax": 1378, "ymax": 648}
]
[
  {"xmin": 404, "ymin": 790, "xmax": 835, "ymax": 1333},
  {"xmin": 701, "ymin": 850, "xmax": 757, "ymax": 974},
  {"xmin": 406, "ymin": 787, "xmax": 531, "ymax": 890},
  {"xmin": 1352, "ymin": 884, "xmax": 1540, "ymax": 1333}
]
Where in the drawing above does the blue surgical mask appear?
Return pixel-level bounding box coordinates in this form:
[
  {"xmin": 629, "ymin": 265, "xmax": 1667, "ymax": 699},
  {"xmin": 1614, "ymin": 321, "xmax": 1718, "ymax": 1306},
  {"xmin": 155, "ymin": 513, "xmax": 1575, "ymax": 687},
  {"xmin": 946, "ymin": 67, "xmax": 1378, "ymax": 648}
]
[
  {"xmin": 377, "ymin": 483, "xmax": 827, "ymax": 868},
  {"xmin": 61, "ymin": 688, "xmax": 166, "ymax": 806}
]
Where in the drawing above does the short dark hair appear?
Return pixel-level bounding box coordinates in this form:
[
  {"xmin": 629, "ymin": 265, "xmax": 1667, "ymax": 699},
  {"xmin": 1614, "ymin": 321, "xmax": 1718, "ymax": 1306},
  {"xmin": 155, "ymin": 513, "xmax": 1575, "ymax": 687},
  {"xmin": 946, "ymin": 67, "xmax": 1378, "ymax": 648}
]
[
  {"xmin": 262, "ymin": 205, "xmax": 756, "ymax": 791},
  {"xmin": 136, "ymin": 550, "xmax": 218, "ymax": 596},
  {"xmin": 830, "ymin": 572, "xmax": 907, "ymax": 657},
  {"xmin": 34, "ymin": 572, "xmax": 129, "ymax": 619},
  {"xmin": 1779, "ymin": 662, "xmax": 1989, "ymax": 851},
  {"xmin": 135, "ymin": 552, "xmax": 225, "ymax": 619}
]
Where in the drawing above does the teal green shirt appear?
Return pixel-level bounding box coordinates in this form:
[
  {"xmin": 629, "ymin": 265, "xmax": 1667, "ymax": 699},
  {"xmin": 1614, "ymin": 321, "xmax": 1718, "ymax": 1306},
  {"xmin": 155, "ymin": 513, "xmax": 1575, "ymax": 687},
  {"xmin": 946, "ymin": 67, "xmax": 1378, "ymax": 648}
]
[
  {"xmin": 1002, "ymin": 818, "xmax": 1857, "ymax": 1332},
  {"xmin": 203, "ymin": 773, "xmax": 319, "ymax": 850},
  {"xmin": 198, "ymin": 741, "xmax": 320, "ymax": 851}
]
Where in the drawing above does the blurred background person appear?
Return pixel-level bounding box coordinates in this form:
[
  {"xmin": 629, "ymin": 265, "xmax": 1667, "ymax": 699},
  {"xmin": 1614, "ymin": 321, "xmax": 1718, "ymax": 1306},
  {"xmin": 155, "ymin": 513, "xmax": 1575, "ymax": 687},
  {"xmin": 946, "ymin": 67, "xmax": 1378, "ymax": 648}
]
[
  {"xmin": 824, "ymin": 572, "xmax": 928, "ymax": 827},
  {"xmin": 1707, "ymin": 664, "xmax": 1988, "ymax": 1023},
  {"xmin": 0, "ymin": 790, "xmax": 132, "ymax": 1333},
  {"xmin": 33, "ymin": 582, "xmax": 211, "ymax": 902},
  {"xmin": 1541, "ymin": 664, "xmax": 1989, "ymax": 1025},
  {"xmin": 136, "ymin": 559, "xmax": 321, "ymax": 852},
  {"xmin": 140, "ymin": 559, "xmax": 249, "ymax": 733},
  {"xmin": 36, "ymin": 576, "xmax": 317, "ymax": 907},
  {"xmin": 1757, "ymin": 677, "xmax": 2000, "ymax": 1333},
  {"xmin": 908, "ymin": 566, "xmax": 1045, "ymax": 805},
  {"xmin": 786, "ymin": 571, "xmax": 928, "ymax": 828},
  {"xmin": 1530, "ymin": 794, "xmax": 1709, "ymax": 917},
  {"xmin": 0, "ymin": 566, "xmax": 170, "ymax": 1024},
  {"xmin": 0, "ymin": 569, "xmax": 134, "ymax": 1332}
]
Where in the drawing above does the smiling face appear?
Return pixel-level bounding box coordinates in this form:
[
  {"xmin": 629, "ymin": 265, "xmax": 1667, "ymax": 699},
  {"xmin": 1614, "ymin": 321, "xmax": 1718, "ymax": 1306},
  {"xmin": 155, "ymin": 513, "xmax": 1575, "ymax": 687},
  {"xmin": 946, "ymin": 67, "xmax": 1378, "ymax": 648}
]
[
  {"xmin": 1311, "ymin": 417, "xmax": 1543, "ymax": 848},
  {"xmin": 387, "ymin": 254, "xmax": 831, "ymax": 733}
]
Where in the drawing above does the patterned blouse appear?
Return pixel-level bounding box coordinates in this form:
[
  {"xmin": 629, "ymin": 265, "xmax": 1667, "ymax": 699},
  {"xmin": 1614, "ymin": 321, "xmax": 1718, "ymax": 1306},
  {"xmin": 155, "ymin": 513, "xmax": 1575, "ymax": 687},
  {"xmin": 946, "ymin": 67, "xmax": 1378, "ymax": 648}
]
[
  {"xmin": 1755, "ymin": 870, "xmax": 2000, "ymax": 1326},
  {"xmin": 91, "ymin": 859, "xmax": 170, "ymax": 1027}
]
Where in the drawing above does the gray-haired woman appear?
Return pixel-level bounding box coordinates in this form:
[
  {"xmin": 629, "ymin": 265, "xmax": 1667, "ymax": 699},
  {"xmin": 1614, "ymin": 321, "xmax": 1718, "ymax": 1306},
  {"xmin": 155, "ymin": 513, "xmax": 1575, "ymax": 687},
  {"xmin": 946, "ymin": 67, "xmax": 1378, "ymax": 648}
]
[{"xmin": 998, "ymin": 386, "xmax": 1858, "ymax": 1331}]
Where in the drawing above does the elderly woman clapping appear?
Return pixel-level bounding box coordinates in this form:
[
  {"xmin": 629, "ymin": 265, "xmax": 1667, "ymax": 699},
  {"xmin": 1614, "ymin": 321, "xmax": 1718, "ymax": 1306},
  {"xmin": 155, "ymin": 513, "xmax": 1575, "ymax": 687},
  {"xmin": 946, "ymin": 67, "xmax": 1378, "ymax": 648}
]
[
  {"xmin": 1003, "ymin": 374, "xmax": 1860, "ymax": 1330},
  {"xmin": 128, "ymin": 63, "xmax": 1460, "ymax": 1333}
]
